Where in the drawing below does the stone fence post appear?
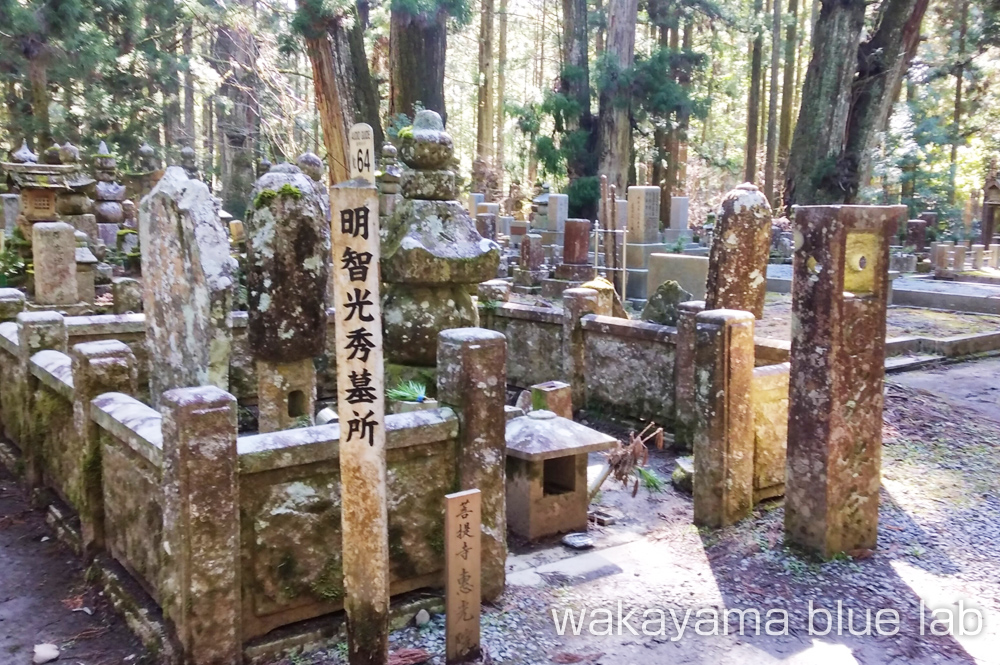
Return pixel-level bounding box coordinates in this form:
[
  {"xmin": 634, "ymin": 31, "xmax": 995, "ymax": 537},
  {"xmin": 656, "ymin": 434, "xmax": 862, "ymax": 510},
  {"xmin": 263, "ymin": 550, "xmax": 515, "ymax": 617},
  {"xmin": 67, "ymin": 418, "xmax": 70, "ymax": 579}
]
[
  {"xmin": 160, "ymin": 386, "xmax": 240, "ymax": 665},
  {"xmin": 692, "ymin": 309, "xmax": 755, "ymax": 528},
  {"xmin": 0, "ymin": 288, "xmax": 25, "ymax": 322},
  {"xmin": 17, "ymin": 311, "xmax": 67, "ymax": 488},
  {"xmin": 562, "ymin": 288, "xmax": 599, "ymax": 408},
  {"xmin": 437, "ymin": 328, "xmax": 507, "ymax": 601},
  {"xmin": 673, "ymin": 300, "xmax": 705, "ymax": 451},
  {"xmin": 70, "ymin": 340, "xmax": 138, "ymax": 558}
]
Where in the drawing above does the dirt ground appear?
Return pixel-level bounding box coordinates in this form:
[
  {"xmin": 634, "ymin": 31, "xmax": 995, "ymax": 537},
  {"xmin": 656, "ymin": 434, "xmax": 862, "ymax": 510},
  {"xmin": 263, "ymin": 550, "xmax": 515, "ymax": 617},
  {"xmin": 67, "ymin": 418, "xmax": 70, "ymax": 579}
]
[
  {"xmin": 0, "ymin": 465, "xmax": 147, "ymax": 665},
  {"xmin": 755, "ymin": 293, "xmax": 1000, "ymax": 340}
]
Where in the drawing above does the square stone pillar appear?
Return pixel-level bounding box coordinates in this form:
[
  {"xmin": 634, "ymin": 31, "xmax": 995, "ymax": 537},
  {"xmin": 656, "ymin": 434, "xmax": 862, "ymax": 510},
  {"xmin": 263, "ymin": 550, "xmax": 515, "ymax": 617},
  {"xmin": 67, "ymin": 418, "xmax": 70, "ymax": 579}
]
[
  {"xmin": 673, "ymin": 300, "xmax": 705, "ymax": 452},
  {"xmin": 437, "ymin": 328, "xmax": 507, "ymax": 600},
  {"xmin": 70, "ymin": 340, "xmax": 138, "ymax": 557},
  {"xmin": 561, "ymin": 288, "xmax": 599, "ymax": 408},
  {"xmin": 953, "ymin": 244, "xmax": 967, "ymax": 270},
  {"xmin": 626, "ymin": 186, "xmax": 662, "ymax": 244},
  {"xmin": 972, "ymin": 244, "xmax": 985, "ymax": 269},
  {"xmin": 0, "ymin": 288, "xmax": 26, "ymax": 322},
  {"xmin": 160, "ymin": 386, "xmax": 241, "ymax": 665},
  {"xmin": 32, "ymin": 221, "xmax": 78, "ymax": 306},
  {"xmin": 17, "ymin": 311, "xmax": 67, "ymax": 485},
  {"xmin": 256, "ymin": 358, "xmax": 316, "ymax": 433},
  {"xmin": 530, "ymin": 380, "xmax": 573, "ymax": 418},
  {"xmin": 692, "ymin": 309, "xmax": 755, "ymax": 528},
  {"xmin": 785, "ymin": 205, "xmax": 905, "ymax": 559}
]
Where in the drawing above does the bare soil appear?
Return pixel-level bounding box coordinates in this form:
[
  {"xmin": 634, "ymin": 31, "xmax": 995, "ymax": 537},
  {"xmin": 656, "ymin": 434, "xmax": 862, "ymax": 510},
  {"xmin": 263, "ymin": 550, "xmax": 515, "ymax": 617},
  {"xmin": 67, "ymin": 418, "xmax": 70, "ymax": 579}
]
[{"xmin": 0, "ymin": 464, "xmax": 147, "ymax": 665}]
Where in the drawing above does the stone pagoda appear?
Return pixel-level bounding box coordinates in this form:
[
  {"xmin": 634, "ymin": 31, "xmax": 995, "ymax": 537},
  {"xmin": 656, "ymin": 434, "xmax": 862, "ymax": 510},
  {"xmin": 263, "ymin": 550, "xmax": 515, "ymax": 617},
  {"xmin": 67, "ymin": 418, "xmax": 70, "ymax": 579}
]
[{"xmin": 381, "ymin": 110, "xmax": 500, "ymax": 381}]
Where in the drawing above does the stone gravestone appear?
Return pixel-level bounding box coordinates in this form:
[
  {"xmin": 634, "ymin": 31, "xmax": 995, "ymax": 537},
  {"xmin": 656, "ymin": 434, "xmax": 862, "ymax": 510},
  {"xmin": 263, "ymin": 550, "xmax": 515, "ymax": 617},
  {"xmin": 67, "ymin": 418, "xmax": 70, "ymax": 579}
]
[
  {"xmin": 906, "ymin": 219, "xmax": 927, "ymax": 251},
  {"xmin": 244, "ymin": 161, "xmax": 330, "ymax": 432},
  {"xmin": 705, "ymin": 182, "xmax": 772, "ymax": 319},
  {"xmin": 625, "ymin": 186, "xmax": 668, "ymax": 300},
  {"xmin": 785, "ymin": 204, "xmax": 906, "ymax": 558},
  {"xmin": 1, "ymin": 193, "xmax": 19, "ymax": 236},
  {"xmin": 32, "ymin": 222, "xmax": 78, "ymax": 306},
  {"xmin": 139, "ymin": 166, "xmax": 236, "ymax": 407}
]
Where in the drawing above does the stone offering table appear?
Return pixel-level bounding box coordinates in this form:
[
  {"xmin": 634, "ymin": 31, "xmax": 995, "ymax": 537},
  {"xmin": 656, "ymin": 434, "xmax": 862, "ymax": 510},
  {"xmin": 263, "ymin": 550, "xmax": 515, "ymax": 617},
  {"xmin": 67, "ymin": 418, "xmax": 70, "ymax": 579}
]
[{"xmin": 505, "ymin": 409, "xmax": 617, "ymax": 540}]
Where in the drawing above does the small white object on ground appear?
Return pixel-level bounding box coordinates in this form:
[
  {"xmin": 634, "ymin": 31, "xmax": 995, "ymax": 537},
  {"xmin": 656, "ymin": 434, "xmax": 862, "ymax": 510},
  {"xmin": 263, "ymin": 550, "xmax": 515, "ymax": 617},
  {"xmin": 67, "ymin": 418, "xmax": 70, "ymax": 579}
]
[
  {"xmin": 414, "ymin": 608, "xmax": 430, "ymax": 626},
  {"xmin": 561, "ymin": 532, "xmax": 594, "ymax": 549},
  {"xmin": 32, "ymin": 643, "xmax": 59, "ymax": 664}
]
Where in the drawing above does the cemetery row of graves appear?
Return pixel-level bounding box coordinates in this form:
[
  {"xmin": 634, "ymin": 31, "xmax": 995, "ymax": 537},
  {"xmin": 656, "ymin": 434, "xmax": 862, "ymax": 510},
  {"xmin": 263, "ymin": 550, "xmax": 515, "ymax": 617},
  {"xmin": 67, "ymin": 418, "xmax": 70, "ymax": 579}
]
[{"xmin": 1, "ymin": 110, "xmax": 1000, "ymax": 664}]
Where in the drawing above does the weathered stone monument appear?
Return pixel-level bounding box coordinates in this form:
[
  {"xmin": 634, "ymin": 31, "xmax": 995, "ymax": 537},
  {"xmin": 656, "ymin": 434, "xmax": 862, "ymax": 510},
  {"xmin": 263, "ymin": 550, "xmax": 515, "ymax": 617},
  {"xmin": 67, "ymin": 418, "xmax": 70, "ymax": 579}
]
[
  {"xmin": 381, "ymin": 110, "xmax": 500, "ymax": 372},
  {"xmin": 541, "ymin": 219, "xmax": 597, "ymax": 296},
  {"xmin": 705, "ymin": 182, "xmax": 772, "ymax": 319},
  {"xmin": 243, "ymin": 161, "xmax": 330, "ymax": 431},
  {"xmin": 32, "ymin": 222, "xmax": 78, "ymax": 306},
  {"xmin": 513, "ymin": 233, "xmax": 546, "ymax": 293},
  {"xmin": 139, "ymin": 166, "xmax": 235, "ymax": 406},
  {"xmin": 784, "ymin": 204, "xmax": 906, "ymax": 558}
]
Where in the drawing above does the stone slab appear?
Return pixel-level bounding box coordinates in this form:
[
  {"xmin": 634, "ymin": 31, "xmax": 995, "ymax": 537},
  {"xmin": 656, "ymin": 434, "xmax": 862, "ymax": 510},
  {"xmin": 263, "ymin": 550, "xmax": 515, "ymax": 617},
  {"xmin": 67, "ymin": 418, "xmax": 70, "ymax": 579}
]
[{"xmin": 647, "ymin": 253, "xmax": 709, "ymax": 300}]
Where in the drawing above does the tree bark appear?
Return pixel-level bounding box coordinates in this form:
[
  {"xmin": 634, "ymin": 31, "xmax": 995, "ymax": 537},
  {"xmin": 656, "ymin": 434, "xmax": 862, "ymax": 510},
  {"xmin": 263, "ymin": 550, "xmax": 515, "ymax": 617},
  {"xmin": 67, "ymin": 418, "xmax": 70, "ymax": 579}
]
[
  {"xmin": 300, "ymin": 3, "xmax": 383, "ymax": 183},
  {"xmin": 183, "ymin": 22, "xmax": 196, "ymax": 147},
  {"xmin": 496, "ymin": 0, "xmax": 508, "ymax": 189},
  {"xmin": 763, "ymin": 0, "xmax": 781, "ymax": 202},
  {"xmin": 949, "ymin": 0, "xmax": 968, "ymax": 204},
  {"xmin": 778, "ymin": 0, "xmax": 797, "ymax": 188},
  {"xmin": 783, "ymin": 0, "xmax": 866, "ymax": 206},
  {"xmin": 597, "ymin": 0, "xmax": 639, "ymax": 191},
  {"xmin": 26, "ymin": 55, "xmax": 50, "ymax": 147},
  {"xmin": 560, "ymin": 0, "xmax": 591, "ymax": 128},
  {"xmin": 390, "ymin": 8, "xmax": 448, "ymax": 121},
  {"xmin": 216, "ymin": 22, "xmax": 257, "ymax": 213},
  {"xmin": 476, "ymin": 0, "xmax": 495, "ymax": 166},
  {"xmin": 745, "ymin": 0, "xmax": 764, "ymax": 183}
]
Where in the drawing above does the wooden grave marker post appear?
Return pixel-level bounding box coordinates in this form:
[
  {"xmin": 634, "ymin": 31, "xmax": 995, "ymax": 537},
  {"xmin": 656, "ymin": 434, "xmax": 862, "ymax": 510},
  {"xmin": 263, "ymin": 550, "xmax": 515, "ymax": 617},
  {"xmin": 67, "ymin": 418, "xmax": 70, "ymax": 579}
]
[
  {"xmin": 445, "ymin": 489, "xmax": 482, "ymax": 663},
  {"xmin": 331, "ymin": 178, "xmax": 389, "ymax": 665},
  {"xmin": 349, "ymin": 123, "xmax": 376, "ymax": 185}
]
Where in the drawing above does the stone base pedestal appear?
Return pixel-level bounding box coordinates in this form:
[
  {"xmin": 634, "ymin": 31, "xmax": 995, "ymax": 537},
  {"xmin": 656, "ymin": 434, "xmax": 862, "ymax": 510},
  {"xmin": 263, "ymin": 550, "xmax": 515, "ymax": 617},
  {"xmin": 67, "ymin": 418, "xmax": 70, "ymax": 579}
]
[
  {"xmin": 647, "ymin": 253, "xmax": 709, "ymax": 300},
  {"xmin": 513, "ymin": 267, "xmax": 548, "ymax": 287},
  {"xmin": 540, "ymin": 278, "xmax": 586, "ymax": 299},
  {"xmin": 64, "ymin": 214, "xmax": 98, "ymax": 242},
  {"xmin": 626, "ymin": 243, "xmax": 669, "ymax": 269},
  {"xmin": 554, "ymin": 263, "xmax": 597, "ymax": 281},
  {"xmin": 625, "ymin": 268, "xmax": 650, "ymax": 300},
  {"xmin": 257, "ymin": 358, "xmax": 317, "ymax": 433}
]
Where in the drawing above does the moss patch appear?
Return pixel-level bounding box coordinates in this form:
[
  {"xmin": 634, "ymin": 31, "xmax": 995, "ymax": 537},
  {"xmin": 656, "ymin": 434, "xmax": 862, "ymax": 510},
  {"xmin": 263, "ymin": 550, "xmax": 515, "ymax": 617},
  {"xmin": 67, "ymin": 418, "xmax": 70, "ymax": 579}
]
[{"xmin": 253, "ymin": 184, "xmax": 303, "ymax": 210}]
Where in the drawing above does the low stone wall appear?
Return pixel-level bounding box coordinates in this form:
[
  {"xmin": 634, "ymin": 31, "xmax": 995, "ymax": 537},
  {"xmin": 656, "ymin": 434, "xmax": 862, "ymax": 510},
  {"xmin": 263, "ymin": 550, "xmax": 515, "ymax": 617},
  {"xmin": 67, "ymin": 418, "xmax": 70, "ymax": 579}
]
[
  {"xmin": 0, "ymin": 316, "xmax": 507, "ymax": 664},
  {"xmin": 481, "ymin": 304, "xmax": 563, "ymax": 387}
]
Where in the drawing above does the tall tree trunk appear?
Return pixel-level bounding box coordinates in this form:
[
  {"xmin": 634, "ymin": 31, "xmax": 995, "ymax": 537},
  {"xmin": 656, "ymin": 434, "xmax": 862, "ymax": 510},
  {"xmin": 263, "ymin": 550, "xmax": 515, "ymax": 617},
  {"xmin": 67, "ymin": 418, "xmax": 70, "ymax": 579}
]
[
  {"xmin": 390, "ymin": 8, "xmax": 448, "ymax": 121},
  {"xmin": 949, "ymin": 0, "xmax": 968, "ymax": 205},
  {"xmin": 183, "ymin": 22, "xmax": 196, "ymax": 147},
  {"xmin": 496, "ymin": 0, "xmax": 508, "ymax": 190},
  {"xmin": 595, "ymin": 0, "xmax": 606, "ymax": 54},
  {"xmin": 652, "ymin": 19, "xmax": 670, "ymax": 227},
  {"xmin": 26, "ymin": 54, "xmax": 51, "ymax": 148},
  {"xmin": 763, "ymin": 0, "xmax": 781, "ymax": 202},
  {"xmin": 476, "ymin": 0, "xmax": 495, "ymax": 161},
  {"xmin": 783, "ymin": 0, "xmax": 866, "ymax": 205},
  {"xmin": 216, "ymin": 22, "xmax": 257, "ymax": 213},
  {"xmin": 786, "ymin": 0, "xmax": 927, "ymax": 206},
  {"xmin": 560, "ymin": 0, "xmax": 591, "ymax": 129},
  {"xmin": 778, "ymin": 0, "xmax": 797, "ymax": 187},
  {"xmin": 298, "ymin": 3, "xmax": 382, "ymax": 183},
  {"xmin": 745, "ymin": 0, "xmax": 763, "ymax": 182},
  {"xmin": 674, "ymin": 22, "xmax": 693, "ymax": 194},
  {"xmin": 597, "ymin": 0, "xmax": 639, "ymax": 191}
]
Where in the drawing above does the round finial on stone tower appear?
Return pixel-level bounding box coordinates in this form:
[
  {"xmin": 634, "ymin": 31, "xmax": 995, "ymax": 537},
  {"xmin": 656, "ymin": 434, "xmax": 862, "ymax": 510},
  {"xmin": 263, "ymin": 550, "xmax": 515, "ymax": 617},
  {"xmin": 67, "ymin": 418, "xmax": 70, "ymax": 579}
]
[
  {"xmin": 138, "ymin": 142, "xmax": 157, "ymax": 171},
  {"xmin": 42, "ymin": 144, "xmax": 62, "ymax": 165},
  {"xmin": 257, "ymin": 156, "xmax": 272, "ymax": 177},
  {"xmin": 399, "ymin": 110, "xmax": 453, "ymax": 170},
  {"xmin": 59, "ymin": 142, "xmax": 80, "ymax": 164},
  {"xmin": 94, "ymin": 141, "xmax": 117, "ymax": 177},
  {"xmin": 97, "ymin": 141, "xmax": 110, "ymax": 155},
  {"xmin": 12, "ymin": 140, "xmax": 37, "ymax": 164},
  {"xmin": 381, "ymin": 143, "xmax": 398, "ymax": 168},
  {"xmin": 296, "ymin": 152, "xmax": 324, "ymax": 182},
  {"xmin": 180, "ymin": 146, "xmax": 197, "ymax": 178}
]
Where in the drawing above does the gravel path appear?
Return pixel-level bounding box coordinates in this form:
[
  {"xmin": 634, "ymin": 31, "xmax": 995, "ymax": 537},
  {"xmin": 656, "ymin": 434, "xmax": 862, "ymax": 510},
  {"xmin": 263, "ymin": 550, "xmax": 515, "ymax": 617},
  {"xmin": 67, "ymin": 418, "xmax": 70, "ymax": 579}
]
[{"xmin": 281, "ymin": 360, "xmax": 1000, "ymax": 665}]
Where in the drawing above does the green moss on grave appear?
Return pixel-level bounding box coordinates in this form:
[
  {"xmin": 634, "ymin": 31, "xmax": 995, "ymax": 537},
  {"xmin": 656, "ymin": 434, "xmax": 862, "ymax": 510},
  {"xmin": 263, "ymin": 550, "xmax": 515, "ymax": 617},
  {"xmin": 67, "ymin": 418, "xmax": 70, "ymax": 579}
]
[
  {"xmin": 253, "ymin": 184, "xmax": 303, "ymax": 210},
  {"xmin": 397, "ymin": 126, "xmax": 414, "ymax": 140},
  {"xmin": 388, "ymin": 523, "xmax": 417, "ymax": 579},
  {"xmin": 426, "ymin": 518, "xmax": 445, "ymax": 557},
  {"xmin": 309, "ymin": 556, "xmax": 345, "ymax": 601}
]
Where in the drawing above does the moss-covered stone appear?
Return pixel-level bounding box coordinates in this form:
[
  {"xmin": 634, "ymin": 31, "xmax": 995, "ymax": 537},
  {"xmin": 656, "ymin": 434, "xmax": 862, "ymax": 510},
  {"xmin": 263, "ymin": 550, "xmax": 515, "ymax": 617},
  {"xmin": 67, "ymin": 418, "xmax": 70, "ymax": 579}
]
[{"xmin": 641, "ymin": 280, "xmax": 692, "ymax": 326}]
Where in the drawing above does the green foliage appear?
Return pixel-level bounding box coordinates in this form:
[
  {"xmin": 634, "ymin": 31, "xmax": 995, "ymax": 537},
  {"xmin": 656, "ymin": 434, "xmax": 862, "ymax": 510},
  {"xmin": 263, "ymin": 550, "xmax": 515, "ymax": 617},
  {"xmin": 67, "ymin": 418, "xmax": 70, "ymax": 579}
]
[
  {"xmin": 387, "ymin": 380, "xmax": 427, "ymax": 402},
  {"xmin": 291, "ymin": 0, "xmax": 356, "ymax": 40},
  {"xmin": 534, "ymin": 136, "xmax": 563, "ymax": 177},
  {"xmin": 0, "ymin": 244, "xmax": 26, "ymax": 284},
  {"xmin": 389, "ymin": 0, "xmax": 472, "ymax": 27},
  {"xmin": 566, "ymin": 176, "xmax": 600, "ymax": 215},
  {"xmin": 634, "ymin": 466, "xmax": 665, "ymax": 493}
]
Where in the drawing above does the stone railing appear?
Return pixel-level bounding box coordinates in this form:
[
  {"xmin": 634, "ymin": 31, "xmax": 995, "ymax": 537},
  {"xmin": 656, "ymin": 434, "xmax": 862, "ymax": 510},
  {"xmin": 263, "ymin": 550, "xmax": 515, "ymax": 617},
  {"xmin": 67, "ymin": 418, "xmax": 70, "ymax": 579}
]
[{"xmin": 0, "ymin": 314, "xmax": 508, "ymax": 664}]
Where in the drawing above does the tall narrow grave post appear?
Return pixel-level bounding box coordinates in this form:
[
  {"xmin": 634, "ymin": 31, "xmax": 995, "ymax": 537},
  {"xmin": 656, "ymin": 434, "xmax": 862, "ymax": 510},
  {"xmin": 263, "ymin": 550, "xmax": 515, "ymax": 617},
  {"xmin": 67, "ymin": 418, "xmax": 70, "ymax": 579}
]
[
  {"xmin": 331, "ymin": 178, "xmax": 389, "ymax": 664},
  {"xmin": 785, "ymin": 205, "xmax": 906, "ymax": 558},
  {"xmin": 445, "ymin": 489, "xmax": 482, "ymax": 663}
]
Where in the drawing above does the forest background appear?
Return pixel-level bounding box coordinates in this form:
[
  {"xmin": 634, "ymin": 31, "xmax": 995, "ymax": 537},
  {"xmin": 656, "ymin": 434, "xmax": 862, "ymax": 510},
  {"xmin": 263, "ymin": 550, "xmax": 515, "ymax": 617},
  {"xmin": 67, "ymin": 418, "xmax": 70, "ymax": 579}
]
[{"xmin": 2, "ymin": 0, "xmax": 1000, "ymax": 232}]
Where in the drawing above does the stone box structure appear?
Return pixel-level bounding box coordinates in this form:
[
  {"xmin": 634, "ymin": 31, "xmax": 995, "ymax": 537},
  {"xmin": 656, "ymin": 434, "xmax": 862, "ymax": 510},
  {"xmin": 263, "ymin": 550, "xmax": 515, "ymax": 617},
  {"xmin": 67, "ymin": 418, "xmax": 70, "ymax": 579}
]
[{"xmin": 505, "ymin": 410, "xmax": 616, "ymax": 540}]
